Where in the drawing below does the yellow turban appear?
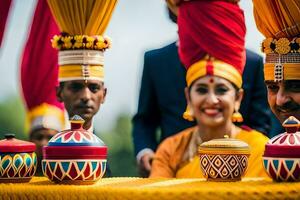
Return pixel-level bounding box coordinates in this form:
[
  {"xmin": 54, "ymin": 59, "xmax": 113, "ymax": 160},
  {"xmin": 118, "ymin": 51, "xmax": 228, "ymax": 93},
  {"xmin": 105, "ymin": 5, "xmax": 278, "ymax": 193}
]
[
  {"xmin": 47, "ymin": 0, "xmax": 118, "ymax": 82},
  {"xmin": 253, "ymin": 0, "xmax": 300, "ymax": 81}
]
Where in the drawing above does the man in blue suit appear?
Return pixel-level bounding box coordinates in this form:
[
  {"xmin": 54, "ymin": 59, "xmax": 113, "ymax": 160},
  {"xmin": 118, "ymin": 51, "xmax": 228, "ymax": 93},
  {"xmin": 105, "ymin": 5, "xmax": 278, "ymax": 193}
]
[{"xmin": 132, "ymin": 9, "xmax": 279, "ymax": 177}]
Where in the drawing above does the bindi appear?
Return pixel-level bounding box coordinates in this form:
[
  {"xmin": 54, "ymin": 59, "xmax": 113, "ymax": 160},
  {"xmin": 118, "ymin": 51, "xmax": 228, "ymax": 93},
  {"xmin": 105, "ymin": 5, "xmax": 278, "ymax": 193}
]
[{"xmin": 209, "ymin": 78, "xmax": 214, "ymax": 83}]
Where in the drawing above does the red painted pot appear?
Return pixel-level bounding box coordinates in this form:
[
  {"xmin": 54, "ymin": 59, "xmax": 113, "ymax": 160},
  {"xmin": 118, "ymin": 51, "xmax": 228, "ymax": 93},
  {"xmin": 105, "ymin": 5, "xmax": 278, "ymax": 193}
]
[
  {"xmin": 0, "ymin": 134, "xmax": 36, "ymax": 183},
  {"xmin": 42, "ymin": 115, "xmax": 107, "ymax": 184},
  {"xmin": 263, "ymin": 116, "xmax": 300, "ymax": 182}
]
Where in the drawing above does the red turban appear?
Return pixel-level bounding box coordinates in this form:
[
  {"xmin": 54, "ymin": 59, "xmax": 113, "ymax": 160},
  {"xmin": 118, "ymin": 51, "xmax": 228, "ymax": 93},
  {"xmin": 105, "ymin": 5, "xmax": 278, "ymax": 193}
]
[
  {"xmin": 20, "ymin": 0, "xmax": 65, "ymax": 132},
  {"xmin": 178, "ymin": 0, "xmax": 246, "ymax": 88},
  {"xmin": 0, "ymin": 0, "xmax": 12, "ymax": 47}
]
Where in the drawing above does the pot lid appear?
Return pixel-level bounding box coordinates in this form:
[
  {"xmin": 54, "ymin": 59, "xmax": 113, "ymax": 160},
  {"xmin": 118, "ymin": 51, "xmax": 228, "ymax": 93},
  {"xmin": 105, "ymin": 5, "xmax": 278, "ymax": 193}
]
[
  {"xmin": 43, "ymin": 115, "xmax": 107, "ymax": 160},
  {"xmin": 0, "ymin": 134, "xmax": 36, "ymax": 153},
  {"xmin": 264, "ymin": 116, "xmax": 300, "ymax": 157},
  {"xmin": 198, "ymin": 135, "xmax": 250, "ymax": 154},
  {"xmin": 47, "ymin": 115, "xmax": 106, "ymax": 147}
]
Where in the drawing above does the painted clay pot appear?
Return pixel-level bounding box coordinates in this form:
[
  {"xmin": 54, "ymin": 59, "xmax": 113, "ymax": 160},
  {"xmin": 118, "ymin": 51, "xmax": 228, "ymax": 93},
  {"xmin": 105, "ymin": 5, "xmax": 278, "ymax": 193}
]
[
  {"xmin": 263, "ymin": 116, "xmax": 300, "ymax": 182},
  {"xmin": 42, "ymin": 115, "xmax": 107, "ymax": 184},
  {"xmin": 0, "ymin": 134, "xmax": 37, "ymax": 183},
  {"xmin": 198, "ymin": 136, "xmax": 250, "ymax": 181}
]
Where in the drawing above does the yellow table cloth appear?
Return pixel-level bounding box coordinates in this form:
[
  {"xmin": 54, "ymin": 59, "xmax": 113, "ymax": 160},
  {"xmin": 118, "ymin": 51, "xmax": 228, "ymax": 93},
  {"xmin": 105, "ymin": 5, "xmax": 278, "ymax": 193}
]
[{"xmin": 1, "ymin": 177, "xmax": 300, "ymax": 200}]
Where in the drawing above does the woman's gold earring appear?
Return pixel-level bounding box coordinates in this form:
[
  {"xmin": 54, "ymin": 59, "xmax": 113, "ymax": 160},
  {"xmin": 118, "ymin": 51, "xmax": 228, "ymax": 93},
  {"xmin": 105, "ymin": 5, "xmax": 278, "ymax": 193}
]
[
  {"xmin": 232, "ymin": 109, "xmax": 243, "ymax": 123},
  {"xmin": 183, "ymin": 105, "xmax": 194, "ymax": 121}
]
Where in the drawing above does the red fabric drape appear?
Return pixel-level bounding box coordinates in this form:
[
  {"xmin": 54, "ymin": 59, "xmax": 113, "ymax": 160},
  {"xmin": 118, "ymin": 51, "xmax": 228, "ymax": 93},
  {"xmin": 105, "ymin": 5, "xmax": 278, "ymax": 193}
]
[
  {"xmin": 178, "ymin": 0, "xmax": 246, "ymax": 74},
  {"xmin": 20, "ymin": 0, "xmax": 64, "ymax": 111},
  {"xmin": 0, "ymin": 0, "xmax": 12, "ymax": 47}
]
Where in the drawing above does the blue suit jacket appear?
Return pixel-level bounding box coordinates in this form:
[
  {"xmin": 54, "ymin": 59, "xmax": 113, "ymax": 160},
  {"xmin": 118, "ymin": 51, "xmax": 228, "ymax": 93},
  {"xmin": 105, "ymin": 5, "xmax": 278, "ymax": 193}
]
[{"xmin": 132, "ymin": 42, "xmax": 275, "ymax": 156}]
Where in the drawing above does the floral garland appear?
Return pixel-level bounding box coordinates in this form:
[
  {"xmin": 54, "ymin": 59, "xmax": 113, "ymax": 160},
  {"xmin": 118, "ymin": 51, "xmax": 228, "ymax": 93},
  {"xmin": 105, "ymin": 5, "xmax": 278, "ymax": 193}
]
[
  {"xmin": 261, "ymin": 37, "xmax": 300, "ymax": 54},
  {"xmin": 52, "ymin": 34, "xmax": 111, "ymax": 51}
]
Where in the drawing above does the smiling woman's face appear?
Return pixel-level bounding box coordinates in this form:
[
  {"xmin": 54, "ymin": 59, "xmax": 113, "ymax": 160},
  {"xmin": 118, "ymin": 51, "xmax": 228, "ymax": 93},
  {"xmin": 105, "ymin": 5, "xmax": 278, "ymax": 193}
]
[{"xmin": 186, "ymin": 76, "xmax": 243, "ymax": 127}]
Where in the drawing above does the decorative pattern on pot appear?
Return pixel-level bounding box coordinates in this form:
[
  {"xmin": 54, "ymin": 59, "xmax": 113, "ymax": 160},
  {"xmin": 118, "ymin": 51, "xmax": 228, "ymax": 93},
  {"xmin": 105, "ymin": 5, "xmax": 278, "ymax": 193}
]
[
  {"xmin": 42, "ymin": 115, "xmax": 107, "ymax": 184},
  {"xmin": 42, "ymin": 160, "xmax": 106, "ymax": 182},
  {"xmin": 0, "ymin": 153, "xmax": 36, "ymax": 180},
  {"xmin": 263, "ymin": 116, "xmax": 300, "ymax": 182},
  {"xmin": 0, "ymin": 134, "xmax": 37, "ymax": 183},
  {"xmin": 50, "ymin": 129, "xmax": 103, "ymax": 145},
  {"xmin": 200, "ymin": 154, "xmax": 248, "ymax": 180},
  {"xmin": 263, "ymin": 157, "xmax": 300, "ymax": 181},
  {"xmin": 198, "ymin": 135, "xmax": 250, "ymax": 181}
]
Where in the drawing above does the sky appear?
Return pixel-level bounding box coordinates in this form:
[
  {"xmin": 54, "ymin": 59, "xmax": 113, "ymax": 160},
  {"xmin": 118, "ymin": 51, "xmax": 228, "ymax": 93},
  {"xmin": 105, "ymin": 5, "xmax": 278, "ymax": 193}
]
[{"xmin": 0, "ymin": 0, "xmax": 264, "ymax": 131}]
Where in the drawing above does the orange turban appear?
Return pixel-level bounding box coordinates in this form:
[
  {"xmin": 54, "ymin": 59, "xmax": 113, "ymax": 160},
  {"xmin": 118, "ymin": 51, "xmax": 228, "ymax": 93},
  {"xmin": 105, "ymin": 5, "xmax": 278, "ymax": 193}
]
[{"xmin": 253, "ymin": 0, "xmax": 300, "ymax": 82}]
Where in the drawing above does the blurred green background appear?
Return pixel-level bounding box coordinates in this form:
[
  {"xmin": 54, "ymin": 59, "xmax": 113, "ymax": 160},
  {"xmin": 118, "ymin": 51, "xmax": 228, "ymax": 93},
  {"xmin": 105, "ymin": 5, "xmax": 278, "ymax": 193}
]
[{"xmin": 0, "ymin": 95, "xmax": 138, "ymax": 177}]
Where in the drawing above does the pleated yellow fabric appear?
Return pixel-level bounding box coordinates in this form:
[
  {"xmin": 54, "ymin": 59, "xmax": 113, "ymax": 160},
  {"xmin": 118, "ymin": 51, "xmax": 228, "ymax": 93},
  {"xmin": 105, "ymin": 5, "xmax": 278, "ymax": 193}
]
[
  {"xmin": 253, "ymin": 0, "xmax": 300, "ymax": 39},
  {"xmin": 264, "ymin": 63, "xmax": 300, "ymax": 81},
  {"xmin": 2, "ymin": 177, "xmax": 300, "ymax": 200},
  {"xmin": 58, "ymin": 65, "xmax": 104, "ymax": 82},
  {"xmin": 186, "ymin": 58, "xmax": 242, "ymax": 88},
  {"xmin": 47, "ymin": 0, "xmax": 117, "ymax": 35}
]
